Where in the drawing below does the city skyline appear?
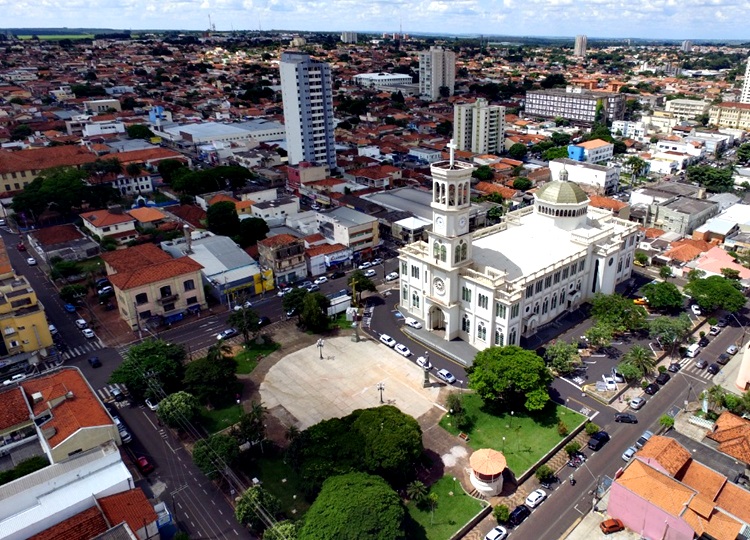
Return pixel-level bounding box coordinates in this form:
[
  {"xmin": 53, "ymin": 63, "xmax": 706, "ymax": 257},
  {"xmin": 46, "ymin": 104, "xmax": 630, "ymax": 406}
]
[{"xmin": 2, "ymin": 0, "xmax": 750, "ymax": 41}]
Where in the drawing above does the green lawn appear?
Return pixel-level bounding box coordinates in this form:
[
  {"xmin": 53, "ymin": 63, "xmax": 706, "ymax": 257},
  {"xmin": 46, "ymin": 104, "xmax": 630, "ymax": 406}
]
[
  {"xmin": 234, "ymin": 341, "xmax": 280, "ymax": 374},
  {"xmin": 406, "ymin": 475, "xmax": 487, "ymax": 540},
  {"xmin": 439, "ymin": 394, "xmax": 586, "ymax": 475},
  {"xmin": 331, "ymin": 312, "xmax": 357, "ymax": 330},
  {"xmin": 242, "ymin": 455, "xmax": 310, "ymax": 519},
  {"xmin": 200, "ymin": 404, "xmax": 244, "ymax": 434}
]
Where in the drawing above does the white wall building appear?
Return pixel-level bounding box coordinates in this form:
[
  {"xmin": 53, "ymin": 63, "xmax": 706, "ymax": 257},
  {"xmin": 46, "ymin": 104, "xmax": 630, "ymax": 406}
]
[
  {"xmin": 454, "ymin": 98, "xmax": 506, "ymax": 155},
  {"xmin": 740, "ymin": 57, "xmax": 750, "ymax": 104},
  {"xmin": 418, "ymin": 46, "xmax": 456, "ymax": 102},
  {"xmin": 341, "ymin": 31, "xmax": 358, "ymax": 43},
  {"xmin": 398, "ymin": 147, "xmax": 638, "ymax": 357},
  {"xmin": 664, "ymin": 99, "xmax": 710, "ymax": 121},
  {"xmin": 574, "ymin": 35, "xmax": 588, "ymax": 57},
  {"xmin": 352, "ymin": 73, "xmax": 413, "ymax": 88},
  {"xmin": 549, "ymin": 159, "xmax": 620, "ymax": 195},
  {"xmin": 612, "ymin": 120, "xmax": 648, "ymax": 142}
]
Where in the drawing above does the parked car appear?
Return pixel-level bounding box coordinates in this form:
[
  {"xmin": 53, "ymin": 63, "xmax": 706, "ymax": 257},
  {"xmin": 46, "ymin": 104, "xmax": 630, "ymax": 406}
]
[
  {"xmin": 306, "ymin": 283, "xmax": 320, "ymax": 292},
  {"xmin": 88, "ymin": 356, "xmax": 102, "ymax": 368},
  {"xmin": 394, "ymin": 344, "xmax": 412, "ymax": 357},
  {"xmin": 329, "ymin": 270, "xmax": 346, "ymax": 279},
  {"xmin": 508, "ymin": 504, "xmax": 531, "ymax": 527},
  {"xmin": 717, "ymin": 317, "xmax": 729, "ymax": 327},
  {"xmin": 622, "ymin": 446, "xmax": 637, "ymax": 462},
  {"xmin": 436, "ymin": 369, "xmax": 456, "ymax": 384},
  {"xmin": 691, "ymin": 304, "xmax": 702, "ymax": 315},
  {"xmin": 313, "ymin": 276, "xmax": 328, "ymax": 285},
  {"xmin": 277, "ymin": 287, "xmax": 291, "ymax": 297},
  {"xmin": 358, "ymin": 262, "xmax": 372, "ymax": 270},
  {"xmin": 615, "ymin": 413, "xmax": 638, "ymax": 424},
  {"xmin": 63, "ymin": 303, "xmax": 77, "ymax": 313},
  {"xmin": 524, "ymin": 489, "xmax": 547, "ymax": 508},
  {"xmin": 145, "ymin": 398, "xmax": 159, "ymax": 411},
  {"xmin": 633, "ymin": 297, "xmax": 648, "ymax": 305},
  {"xmin": 136, "ymin": 456, "xmax": 154, "ymax": 474},
  {"xmin": 26, "ymin": 257, "xmax": 37, "ymax": 266},
  {"xmin": 602, "ymin": 375, "xmax": 617, "ymax": 391},
  {"xmin": 727, "ymin": 345, "xmax": 739, "ymax": 355},
  {"xmin": 379, "ymin": 334, "xmax": 397, "ymax": 347},
  {"xmin": 630, "ymin": 396, "xmax": 646, "ymax": 410},
  {"xmin": 709, "ymin": 326, "xmax": 721, "ymax": 336},
  {"xmin": 698, "ymin": 336, "xmax": 710, "ymax": 347},
  {"xmin": 588, "ymin": 431, "xmax": 610, "ymax": 451},
  {"xmin": 385, "ymin": 271, "xmax": 399, "ymax": 282},
  {"xmin": 484, "ymin": 526, "xmax": 508, "ymax": 540},
  {"xmin": 708, "ymin": 363, "xmax": 721, "ymax": 375},
  {"xmin": 16, "ymin": 242, "xmax": 25, "ymax": 251},
  {"xmin": 216, "ymin": 328, "xmax": 238, "ymax": 340},
  {"xmin": 416, "ymin": 356, "xmax": 432, "ymax": 369},
  {"xmin": 110, "ymin": 387, "xmax": 125, "ymax": 402},
  {"xmin": 611, "ymin": 367, "xmax": 624, "ymax": 383},
  {"xmin": 257, "ymin": 316, "xmax": 271, "ymax": 328},
  {"xmin": 2, "ymin": 374, "xmax": 27, "ymax": 386},
  {"xmin": 363, "ymin": 269, "xmax": 377, "ymax": 278},
  {"xmin": 644, "ymin": 383, "xmax": 660, "ymax": 395},
  {"xmin": 695, "ymin": 358, "xmax": 708, "ymax": 369},
  {"xmin": 599, "ymin": 518, "xmax": 625, "ymax": 535},
  {"xmin": 75, "ymin": 319, "xmax": 87, "ymax": 329},
  {"xmin": 655, "ymin": 372, "xmax": 671, "ymax": 385},
  {"xmin": 82, "ymin": 328, "xmax": 95, "ymax": 339},
  {"xmin": 48, "ymin": 324, "xmax": 57, "ymax": 335},
  {"xmin": 717, "ymin": 353, "xmax": 731, "ymax": 365},
  {"xmin": 635, "ymin": 430, "xmax": 654, "ymax": 449},
  {"xmin": 372, "ymin": 258, "xmax": 383, "ymax": 265},
  {"xmin": 667, "ymin": 362, "xmax": 681, "ymax": 373},
  {"xmin": 404, "ymin": 317, "xmax": 423, "ymax": 329},
  {"xmin": 297, "ymin": 281, "xmax": 313, "ymax": 289}
]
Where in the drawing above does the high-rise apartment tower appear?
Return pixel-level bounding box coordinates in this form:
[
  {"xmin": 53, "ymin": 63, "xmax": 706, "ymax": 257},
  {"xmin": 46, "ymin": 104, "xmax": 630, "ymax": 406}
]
[
  {"xmin": 741, "ymin": 57, "xmax": 750, "ymax": 105},
  {"xmin": 279, "ymin": 52, "xmax": 337, "ymax": 169},
  {"xmin": 453, "ymin": 98, "xmax": 506, "ymax": 155},
  {"xmin": 418, "ymin": 46, "xmax": 456, "ymax": 101},
  {"xmin": 574, "ymin": 35, "xmax": 588, "ymax": 57}
]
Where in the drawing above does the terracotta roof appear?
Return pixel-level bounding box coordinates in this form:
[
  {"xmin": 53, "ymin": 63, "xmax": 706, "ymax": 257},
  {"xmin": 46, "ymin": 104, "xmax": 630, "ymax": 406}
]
[
  {"xmin": 714, "ymin": 481, "xmax": 750, "ymax": 524},
  {"xmin": 306, "ymin": 243, "xmax": 348, "ymax": 257},
  {"xmin": 678, "ymin": 460, "xmax": 727, "ymax": 502},
  {"xmin": 0, "ymin": 146, "xmax": 97, "ymax": 174},
  {"xmin": 588, "ymin": 195, "xmax": 627, "ymax": 212},
  {"xmin": 682, "ymin": 501, "xmax": 743, "ymax": 540},
  {"xmin": 0, "ymin": 387, "xmax": 31, "ymax": 430},
  {"xmin": 30, "ymin": 224, "xmax": 85, "ymax": 247},
  {"xmin": 258, "ymin": 233, "xmax": 301, "ymax": 248},
  {"xmin": 102, "ymin": 244, "xmax": 202, "ymax": 290},
  {"xmin": 81, "ymin": 209, "xmax": 136, "ymax": 228},
  {"xmin": 0, "ymin": 236, "xmax": 12, "ymax": 276},
  {"xmin": 304, "ymin": 233, "xmax": 325, "ymax": 243},
  {"xmin": 208, "ymin": 194, "xmax": 239, "ymax": 206},
  {"xmin": 617, "ymin": 459, "xmax": 695, "ymax": 516},
  {"xmin": 169, "ymin": 204, "xmax": 207, "ymax": 229},
  {"xmin": 706, "ymin": 412, "xmax": 750, "ymax": 464},
  {"xmin": 642, "ymin": 227, "xmax": 666, "ymax": 239},
  {"xmin": 28, "ymin": 506, "xmax": 108, "ymax": 540},
  {"xmin": 663, "ymin": 242, "xmax": 707, "ymax": 263},
  {"xmin": 474, "ymin": 181, "xmax": 518, "ymax": 199},
  {"xmin": 639, "ymin": 435, "xmax": 692, "ymax": 476},
  {"xmin": 99, "ymin": 489, "xmax": 158, "ymax": 533},
  {"xmin": 578, "ymin": 139, "xmax": 612, "ymax": 149},
  {"xmin": 21, "ymin": 369, "xmax": 112, "ymax": 448},
  {"xmin": 127, "ymin": 207, "xmax": 167, "ymax": 223}
]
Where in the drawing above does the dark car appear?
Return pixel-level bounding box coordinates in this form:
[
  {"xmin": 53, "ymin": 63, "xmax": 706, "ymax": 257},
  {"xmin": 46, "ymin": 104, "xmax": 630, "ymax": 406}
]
[
  {"xmin": 717, "ymin": 353, "xmax": 731, "ymax": 365},
  {"xmin": 258, "ymin": 316, "xmax": 271, "ymax": 328},
  {"xmin": 508, "ymin": 504, "xmax": 531, "ymax": 527},
  {"xmin": 88, "ymin": 356, "xmax": 102, "ymax": 368},
  {"xmin": 695, "ymin": 358, "xmax": 708, "ymax": 369},
  {"xmin": 615, "ymin": 413, "xmax": 638, "ymax": 424},
  {"xmin": 717, "ymin": 316, "xmax": 729, "ymax": 327},
  {"xmin": 698, "ymin": 336, "xmax": 710, "ymax": 347},
  {"xmin": 667, "ymin": 362, "xmax": 681, "ymax": 373},
  {"xmin": 330, "ymin": 270, "xmax": 346, "ymax": 279},
  {"xmin": 708, "ymin": 363, "xmax": 721, "ymax": 375},
  {"xmin": 587, "ymin": 431, "xmax": 610, "ymax": 451},
  {"xmin": 644, "ymin": 383, "xmax": 660, "ymax": 395},
  {"xmin": 655, "ymin": 372, "xmax": 671, "ymax": 385}
]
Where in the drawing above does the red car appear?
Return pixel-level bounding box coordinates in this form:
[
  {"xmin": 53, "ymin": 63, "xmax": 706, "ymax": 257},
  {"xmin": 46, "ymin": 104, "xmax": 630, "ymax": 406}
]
[
  {"xmin": 599, "ymin": 518, "xmax": 624, "ymax": 535},
  {"xmin": 16, "ymin": 243, "xmax": 25, "ymax": 252},
  {"xmin": 136, "ymin": 456, "xmax": 154, "ymax": 474}
]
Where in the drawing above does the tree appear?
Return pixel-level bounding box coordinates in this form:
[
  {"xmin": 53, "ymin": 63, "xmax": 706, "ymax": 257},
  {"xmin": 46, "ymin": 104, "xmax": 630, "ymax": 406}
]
[
  {"xmin": 550, "ymin": 132, "xmax": 571, "ymax": 146},
  {"xmin": 617, "ymin": 361, "xmax": 642, "ymax": 381},
  {"xmin": 109, "ymin": 339, "xmax": 186, "ymax": 400},
  {"xmin": 649, "ymin": 314, "xmax": 692, "ymax": 357},
  {"xmin": 232, "ymin": 402, "xmax": 267, "ymax": 446},
  {"xmin": 263, "ymin": 521, "xmax": 298, "ymax": 540},
  {"xmin": 686, "ymin": 165, "xmax": 734, "ymax": 193},
  {"xmin": 472, "ymin": 165, "xmax": 494, "ymax": 181},
  {"xmin": 625, "ymin": 156, "xmax": 647, "ymax": 185},
  {"xmin": 541, "ymin": 73, "xmax": 566, "ymax": 88},
  {"xmin": 235, "ymin": 485, "xmax": 281, "ymax": 533},
  {"xmin": 721, "ymin": 267, "xmax": 741, "ymax": 280},
  {"xmin": 590, "ymin": 293, "xmax": 647, "ymax": 333},
  {"xmin": 12, "ymin": 168, "xmax": 89, "ymax": 219},
  {"xmin": 621, "ymin": 345, "xmax": 656, "ymax": 378},
  {"xmin": 542, "ymin": 147, "xmax": 569, "ymax": 161},
  {"xmin": 192, "ymin": 433, "xmax": 239, "ymax": 479},
  {"xmin": 635, "ymin": 252, "xmax": 649, "ymax": 266},
  {"xmin": 237, "ymin": 217, "xmax": 270, "ymax": 247},
  {"xmin": 684, "ymin": 275, "xmax": 746, "ymax": 313},
  {"xmin": 349, "ymin": 270, "xmax": 376, "ymax": 303},
  {"xmin": 183, "ymin": 346, "xmax": 239, "ymax": 407},
  {"xmin": 585, "ymin": 323, "xmax": 614, "ymax": 350},
  {"xmin": 157, "ymin": 159, "xmax": 186, "ymax": 184},
  {"xmin": 282, "ymin": 287, "xmax": 308, "ymax": 319},
  {"xmin": 513, "ymin": 177, "xmax": 532, "ymax": 191},
  {"xmin": 705, "ymin": 385, "xmax": 726, "ymax": 412},
  {"xmin": 686, "ymin": 268, "xmax": 706, "ymax": 282},
  {"xmin": 738, "ymin": 142, "xmax": 750, "ymax": 164},
  {"xmin": 467, "ymin": 345, "xmax": 552, "ymax": 411},
  {"xmin": 125, "ymin": 163, "xmax": 142, "ymax": 177},
  {"xmin": 298, "ymin": 472, "xmax": 406, "ymax": 540},
  {"xmin": 207, "ymin": 201, "xmax": 240, "ymax": 237},
  {"xmin": 640, "ymin": 281, "xmax": 683, "ymax": 311},
  {"xmin": 126, "ymin": 124, "xmax": 155, "ymax": 139},
  {"xmin": 60, "ymin": 284, "xmax": 87, "ymax": 303},
  {"xmin": 659, "ymin": 265, "xmax": 673, "ymax": 281},
  {"xmin": 535, "ymin": 465, "xmax": 555, "ymax": 482},
  {"xmin": 10, "ymin": 124, "xmax": 32, "ymax": 141},
  {"xmin": 406, "ymin": 480, "xmax": 428, "ymax": 503},
  {"xmin": 544, "ymin": 340, "xmax": 580, "ymax": 376},
  {"xmin": 228, "ymin": 307, "xmax": 261, "ymax": 343},
  {"xmin": 157, "ymin": 391, "xmax": 201, "ymax": 428},
  {"xmin": 659, "ymin": 415, "xmax": 675, "ymax": 429},
  {"xmin": 300, "ymin": 293, "xmax": 331, "ymax": 333},
  {"xmin": 508, "ymin": 143, "xmax": 528, "ymax": 160},
  {"xmin": 493, "ymin": 504, "xmax": 510, "ymax": 524}
]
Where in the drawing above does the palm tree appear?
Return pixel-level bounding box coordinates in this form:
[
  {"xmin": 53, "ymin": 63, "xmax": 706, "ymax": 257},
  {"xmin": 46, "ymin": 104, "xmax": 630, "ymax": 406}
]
[
  {"xmin": 623, "ymin": 345, "xmax": 657, "ymax": 378},
  {"xmin": 406, "ymin": 480, "xmax": 428, "ymax": 504},
  {"xmin": 706, "ymin": 385, "xmax": 726, "ymax": 412},
  {"xmin": 284, "ymin": 424, "xmax": 300, "ymax": 443},
  {"xmin": 625, "ymin": 156, "xmax": 646, "ymax": 187},
  {"xmin": 205, "ymin": 342, "xmax": 232, "ymax": 363}
]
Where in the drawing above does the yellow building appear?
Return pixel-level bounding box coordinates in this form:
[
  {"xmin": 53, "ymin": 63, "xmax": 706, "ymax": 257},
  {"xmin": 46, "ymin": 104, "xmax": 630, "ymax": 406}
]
[{"xmin": 709, "ymin": 102, "xmax": 750, "ymax": 130}]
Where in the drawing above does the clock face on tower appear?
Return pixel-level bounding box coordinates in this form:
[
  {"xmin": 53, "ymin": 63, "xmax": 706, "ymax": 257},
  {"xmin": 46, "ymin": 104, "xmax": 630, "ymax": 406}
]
[
  {"xmin": 459, "ymin": 217, "xmax": 467, "ymax": 231},
  {"xmin": 433, "ymin": 277, "xmax": 446, "ymax": 295},
  {"xmin": 436, "ymin": 216, "xmax": 445, "ymax": 227}
]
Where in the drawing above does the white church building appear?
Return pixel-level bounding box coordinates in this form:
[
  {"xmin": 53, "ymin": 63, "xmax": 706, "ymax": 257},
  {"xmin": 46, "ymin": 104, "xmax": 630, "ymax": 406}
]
[{"xmin": 398, "ymin": 147, "xmax": 639, "ymax": 356}]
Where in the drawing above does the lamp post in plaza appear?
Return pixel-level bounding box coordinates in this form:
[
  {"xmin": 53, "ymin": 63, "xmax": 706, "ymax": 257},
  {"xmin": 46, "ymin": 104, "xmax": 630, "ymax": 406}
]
[
  {"xmin": 317, "ymin": 339, "xmax": 324, "ymax": 359},
  {"xmin": 377, "ymin": 382, "xmax": 385, "ymax": 404}
]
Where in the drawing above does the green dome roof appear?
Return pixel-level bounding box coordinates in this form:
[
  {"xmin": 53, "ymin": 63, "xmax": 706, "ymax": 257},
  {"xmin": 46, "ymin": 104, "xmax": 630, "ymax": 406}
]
[{"xmin": 535, "ymin": 181, "xmax": 588, "ymax": 205}]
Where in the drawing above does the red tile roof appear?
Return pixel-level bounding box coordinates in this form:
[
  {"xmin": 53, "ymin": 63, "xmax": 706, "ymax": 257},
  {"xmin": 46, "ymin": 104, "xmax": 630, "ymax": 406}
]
[
  {"xmin": 258, "ymin": 233, "xmax": 301, "ymax": 248},
  {"xmin": 0, "ymin": 387, "xmax": 31, "ymax": 430},
  {"xmin": 306, "ymin": 243, "xmax": 348, "ymax": 257},
  {"xmin": 28, "ymin": 506, "xmax": 108, "ymax": 540},
  {"xmin": 0, "ymin": 146, "xmax": 97, "ymax": 174},
  {"xmin": 81, "ymin": 209, "xmax": 136, "ymax": 228},
  {"xmin": 169, "ymin": 204, "xmax": 207, "ymax": 229},
  {"xmin": 30, "ymin": 224, "xmax": 85, "ymax": 246},
  {"xmin": 99, "ymin": 489, "xmax": 158, "ymax": 533},
  {"xmin": 102, "ymin": 243, "xmax": 203, "ymax": 290}
]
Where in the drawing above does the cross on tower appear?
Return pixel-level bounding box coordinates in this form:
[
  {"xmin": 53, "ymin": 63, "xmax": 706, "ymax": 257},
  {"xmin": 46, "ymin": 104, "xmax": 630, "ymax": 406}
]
[{"xmin": 447, "ymin": 139, "xmax": 458, "ymax": 167}]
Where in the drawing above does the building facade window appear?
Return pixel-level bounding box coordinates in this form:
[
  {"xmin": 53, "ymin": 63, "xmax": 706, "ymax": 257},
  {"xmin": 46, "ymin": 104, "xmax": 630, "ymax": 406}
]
[
  {"xmin": 412, "ymin": 292, "xmax": 420, "ymax": 308},
  {"xmin": 461, "ymin": 315, "xmax": 471, "ymax": 333},
  {"xmin": 183, "ymin": 279, "xmax": 195, "ymax": 291},
  {"xmin": 495, "ymin": 303, "xmax": 506, "ymax": 318},
  {"xmin": 478, "ymin": 294, "xmax": 489, "ymax": 309},
  {"xmin": 510, "ymin": 304, "xmax": 520, "ymax": 319},
  {"xmin": 525, "ymin": 284, "xmax": 534, "ymax": 298},
  {"xmin": 544, "ymin": 276, "xmax": 552, "ymax": 289},
  {"xmin": 551, "ymin": 294, "xmax": 557, "ymax": 310},
  {"xmin": 461, "ymin": 286, "xmax": 472, "ymax": 303},
  {"xmin": 542, "ymin": 298, "xmax": 549, "ymax": 314},
  {"xmin": 509, "ymin": 328, "xmax": 517, "ymax": 345},
  {"xmin": 494, "ymin": 330, "xmax": 504, "ymax": 346},
  {"xmin": 411, "ymin": 265, "xmax": 420, "ymax": 279},
  {"xmin": 401, "ymin": 261, "xmax": 407, "ymax": 274},
  {"xmin": 135, "ymin": 292, "xmax": 148, "ymax": 305},
  {"xmin": 477, "ymin": 323, "xmax": 487, "ymax": 341},
  {"xmin": 535, "ymin": 280, "xmax": 543, "ymax": 293}
]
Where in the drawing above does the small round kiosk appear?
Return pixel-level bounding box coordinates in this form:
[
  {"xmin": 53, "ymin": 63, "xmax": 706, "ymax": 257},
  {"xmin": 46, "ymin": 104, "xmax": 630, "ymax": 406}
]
[{"xmin": 469, "ymin": 448, "xmax": 506, "ymax": 497}]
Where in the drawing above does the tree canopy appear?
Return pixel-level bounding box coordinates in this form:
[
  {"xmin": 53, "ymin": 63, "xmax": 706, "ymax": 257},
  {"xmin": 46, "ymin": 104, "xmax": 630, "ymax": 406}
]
[
  {"xmin": 207, "ymin": 201, "xmax": 241, "ymax": 237},
  {"xmin": 157, "ymin": 391, "xmax": 201, "ymax": 428},
  {"xmin": 192, "ymin": 433, "xmax": 239, "ymax": 479},
  {"xmin": 590, "ymin": 293, "xmax": 648, "ymax": 333},
  {"xmin": 298, "ymin": 472, "xmax": 406, "ymax": 540},
  {"xmin": 640, "ymin": 281, "xmax": 684, "ymax": 311},
  {"xmin": 126, "ymin": 124, "xmax": 155, "ymax": 139},
  {"xmin": 237, "ymin": 217, "xmax": 269, "ymax": 247},
  {"xmin": 300, "ymin": 293, "xmax": 331, "ymax": 333},
  {"xmin": 468, "ymin": 345, "xmax": 552, "ymax": 411},
  {"xmin": 508, "ymin": 143, "xmax": 528, "ymax": 160},
  {"xmin": 183, "ymin": 345, "xmax": 239, "ymax": 407},
  {"xmin": 544, "ymin": 340, "xmax": 581, "ymax": 376},
  {"xmin": 648, "ymin": 314, "xmax": 692, "ymax": 357},
  {"xmin": 686, "ymin": 165, "xmax": 735, "ymax": 193},
  {"xmin": 235, "ymin": 485, "xmax": 282, "ymax": 533},
  {"xmin": 228, "ymin": 307, "xmax": 261, "ymax": 343},
  {"xmin": 109, "ymin": 339, "xmax": 186, "ymax": 400},
  {"xmin": 684, "ymin": 275, "xmax": 746, "ymax": 313},
  {"xmin": 349, "ymin": 270, "xmax": 376, "ymax": 302}
]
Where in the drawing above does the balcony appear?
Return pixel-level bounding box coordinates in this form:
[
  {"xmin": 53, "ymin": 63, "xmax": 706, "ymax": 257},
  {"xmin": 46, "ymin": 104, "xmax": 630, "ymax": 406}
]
[{"xmin": 156, "ymin": 293, "xmax": 179, "ymax": 305}]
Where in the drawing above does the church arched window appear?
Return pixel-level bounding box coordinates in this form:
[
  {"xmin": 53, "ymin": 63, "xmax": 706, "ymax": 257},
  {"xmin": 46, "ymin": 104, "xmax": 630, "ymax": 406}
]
[
  {"xmin": 439, "ymin": 245, "xmax": 446, "ymax": 262},
  {"xmin": 462, "ymin": 314, "xmax": 470, "ymax": 333},
  {"xmin": 461, "ymin": 241, "xmax": 468, "ymax": 261},
  {"xmin": 449, "ymin": 184, "xmax": 455, "ymax": 206},
  {"xmin": 477, "ymin": 323, "xmax": 487, "ymax": 341},
  {"xmin": 494, "ymin": 330, "xmax": 504, "ymax": 346},
  {"xmin": 433, "ymin": 240, "xmax": 440, "ymax": 259},
  {"xmin": 454, "ymin": 243, "xmax": 462, "ymax": 264}
]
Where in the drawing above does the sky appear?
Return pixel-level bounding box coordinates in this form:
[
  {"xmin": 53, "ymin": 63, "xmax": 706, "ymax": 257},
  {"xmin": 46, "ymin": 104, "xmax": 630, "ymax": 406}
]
[{"xmin": 1, "ymin": 0, "xmax": 749, "ymax": 41}]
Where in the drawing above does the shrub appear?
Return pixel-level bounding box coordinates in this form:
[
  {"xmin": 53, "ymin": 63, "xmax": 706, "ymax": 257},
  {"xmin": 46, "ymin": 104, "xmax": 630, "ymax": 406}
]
[
  {"xmin": 565, "ymin": 441, "xmax": 581, "ymax": 456},
  {"xmin": 493, "ymin": 504, "xmax": 510, "ymax": 523},
  {"xmin": 641, "ymin": 380, "xmax": 649, "ymax": 389},
  {"xmin": 659, "ymin": 414, "xmax": 675, "ymax": 429},
  {"xmin": 557, "ymin": 420, "xmax": 569, "ymax": 436},
  {"xmin": 535, "ymin": 465, "xmax": 554, "ymax": 482},
  {"xmin": 658, "ymin": 365, "xmax": 667, "ymax": 374},
  {"xmin": 445, "ymin": 392, "xmax": 463, "ymax": 414},
  {"xmin": 584, "ymin": 423, "xmax": 600, "ymax": 436}
]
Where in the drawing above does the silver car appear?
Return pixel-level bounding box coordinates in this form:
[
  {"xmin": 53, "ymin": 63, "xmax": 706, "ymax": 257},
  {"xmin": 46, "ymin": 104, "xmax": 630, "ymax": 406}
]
[
  {"xmin": 622, "ymin": 446, "xmax": 637, "ymax": 461},
  {"xmin": 436, "ymin": 369, "xmax": 456, "ymax": 384},
  {"xmin": 629, "ymin": 396, "xmax": 646, "ymax": 410}
]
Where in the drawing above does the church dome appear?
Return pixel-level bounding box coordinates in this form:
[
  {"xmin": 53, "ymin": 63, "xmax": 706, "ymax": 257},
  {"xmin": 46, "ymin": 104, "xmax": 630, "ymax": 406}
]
[{"xmin": 535, "ymin": 180, "xmax": 588, "ymax": 205}]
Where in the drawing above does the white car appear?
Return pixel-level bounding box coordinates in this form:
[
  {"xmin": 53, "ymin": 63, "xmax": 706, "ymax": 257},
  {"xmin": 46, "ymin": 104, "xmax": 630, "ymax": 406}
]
[
  {"xmin": 727, "ymin": 345, "xmax": 739, "ymax": 355},
  {"xmin": 484, "ymin": 526, "xmax": 508, "ymax": 540},
  {"xmin": 603, "ymin": 375, "xmax": 617, "ymax": 391},
  {"xmin": 26, "ymin": 257, "xmax": 37, "ymax": 266},
  {"xmin": 372, "ymin": 258, "xmax": 383, "ymax": 265},
  {"xmin": 277, "ymin": 288, "xmax": 291, "ymax": 297},
  {"xmin": 691, "ymin": 304, "xmax": 702, "ymax": 316},
  {"xmin": 313, "ymin": 276, "xmax": 328, "ymax": 285},
  {"xmin": 395, "ymin": 343, "xmax": 412, "ymax": 357},
  {"xmin": 437, "ymin": 369, "xmax": 456, "ymax": 384},
  {"xmin": 216, "ymin": 328, "xmax": 238, "ymax": 340},
  {"xmin": 363, "ymin": 269, "xmax": 377, "ymax": 278},
  {"xmin": 358, "ymin": 262, "xmax": 372, "ymax": 270},
  {"xmin": 404, "ymin": 317, "xmax": 423, "ymax": 329},
  {"xmin": 145, "ymin": 398, "xmax": 159, "ymax": 411},
  {"xmin": 525, "ymin": 488, "xmax": 547, "ymax": 508},
  {"xmin": 385, "ymin": 272, "xmax": 399, "ymax": 282},
  {"xmin": 622, "ymin": 446, "xmax": 637, "ymax": 462},
  {"xmin": 709, "ymin": 326, "xmax": 721, "ymax": 336},
  {"xmin": 379, "ymin": 334, "xmax": 396, "ymax": 347},
  {"xmin": 416, "ymin": 356, "xmax": 432, "ymax": 369},
  {"xmin": 48, "ymin": 324, "xmax": 58, "ymax": 335},
  {"xmin": 75, "ymin": 319, "xmax": 87, "ymax": 329},
  {"xmin": 82, "ymin": 328, "xmax": 95, "ymax": 339}
]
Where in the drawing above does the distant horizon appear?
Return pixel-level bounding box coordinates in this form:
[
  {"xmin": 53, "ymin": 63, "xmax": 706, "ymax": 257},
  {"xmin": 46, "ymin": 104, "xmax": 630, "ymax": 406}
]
[{"xmin": 1, "ymin": 0, "xmax": 749, "ymax": 42}]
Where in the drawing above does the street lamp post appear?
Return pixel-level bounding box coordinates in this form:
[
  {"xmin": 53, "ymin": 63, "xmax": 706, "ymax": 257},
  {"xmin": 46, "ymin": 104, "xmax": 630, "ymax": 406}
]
[
  {"xmin": 510, "ymin": 410, "xmax": 514, "ymax": 430},
  {"xmin": 317, "ymin": 339, "xmax": 324, "ymax": 359},
  {"xmin": 377, "ymin": 382, "xmax": 385, "ymax": 404}
]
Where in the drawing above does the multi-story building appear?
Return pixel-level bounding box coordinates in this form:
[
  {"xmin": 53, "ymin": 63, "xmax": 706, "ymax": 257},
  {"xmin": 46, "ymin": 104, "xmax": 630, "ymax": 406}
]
[
  {"xmin": 418, "ymin": 46, "xmax": 456, "ymax": 101},
  {"xmin": 279, "ymin": 52, "xmax": 337, "ymax": 169},
  {"xmin": 567, "ymin": 139, "xmax": 614, "ymax": 164},
  {"xmin": 681, "ymin": 40, "xmax": 693, "ymax": 52},
  {"xmin": 258, "ymin": 234, "xmax": 307, "ymax": 285},
  {"xmin": 352, "ymin": 73, "xmax": 414, "ymax": 88},
  {"xmin": 317, "ymin": 207, "xmax": 380, "ymax": 258},
  {"xmin": 80, "ymin": 206, "xmax": 138, "ymax": 246},
  {"xmin": 398, "ymin": 153, "xmax": 638, "ymax": 355},
  {"xmin": 574, "ymin": 35, "xmax": 588, "ymax": 57},
  {"xmin": 102, "ymin": 242, "xmax": 207, "ymax": 329},
  {"xmin": 664, "ymin": 98, "xmax": 710, "ymax": 121},
  {"xmin": 709, "ymin": 102, "xmax": 750, "ymax": 129},
  {"xmin": 525, "ymin": 88, "xmax": 625, "ymax": 124},
  {"xmin": 611, "ymin": 120, "xmax": 647, "ymax": 141},
  {"xmin": 629, "ymin": 185, "xmax": 720, "ymax": 235},
  {"xmin": 0, "ymin": 146, "xmax": 97, "ymax": 194},
  {"xmin": 340, "ymin": 31, "xmax": 358, "ymax": 43},
  {"xmin": 548, "ymin": 158, "xmax": 620, "ymax": 195},
  {"xmin": 453, "ymin": 98, "xmax": 506, "ymax": 155},
  {"xmin": 740, "ymin": 57, "xmax": 750, "ymax": 104}
]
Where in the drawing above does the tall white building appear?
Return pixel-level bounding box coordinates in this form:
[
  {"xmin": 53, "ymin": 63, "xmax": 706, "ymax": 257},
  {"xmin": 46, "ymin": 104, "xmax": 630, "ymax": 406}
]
[
  {"xmin": 341, "ymin": 31, "xmax": 358, "ymax": 43},
  {"xmin": 419, "ymin": 46, "xmax": 456, "ymax": 101},
  {"xmin": 740, "ymin": 57, "xmax": 750, "ymax": 105},
  {"xmin": 398, "ymin": 144, "xmax": 638, "ymax": 356},
  {"xmin": 574, "ymin": 35, "xmax": 588, "ymax": 57},
  {"xmin": 279, "ymin": 52, "xmax": 337, "ymax": 169},
  {"xmin": 454, "ymin": 98, "xmax": 506, "ymax": 155}
]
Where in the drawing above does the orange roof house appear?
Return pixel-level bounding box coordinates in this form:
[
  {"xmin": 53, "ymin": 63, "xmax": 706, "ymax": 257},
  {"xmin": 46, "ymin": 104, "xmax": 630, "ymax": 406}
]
[{"xmin": 706, "ymin": 412, "xmax": 750, "ymax": 465}]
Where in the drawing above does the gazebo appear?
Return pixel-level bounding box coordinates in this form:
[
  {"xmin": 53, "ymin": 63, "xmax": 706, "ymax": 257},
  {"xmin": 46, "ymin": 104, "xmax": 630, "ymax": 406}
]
[{"xmin": 469, "ymin": 448, "xmax": 506, "ymax": 496}]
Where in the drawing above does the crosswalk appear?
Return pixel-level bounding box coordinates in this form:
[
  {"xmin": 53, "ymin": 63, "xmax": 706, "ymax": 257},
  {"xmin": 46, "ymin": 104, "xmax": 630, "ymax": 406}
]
[
  {"xmin": 96, "ymin": 383, "xmax": 130, "ymax": 405},
  {"xmin": 676, "ymin": 356, "xmax": 717, "ymax": 380},
  {"xmin": 59, "ymin": 339, "xmax": 104, "ymax": 361}
]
